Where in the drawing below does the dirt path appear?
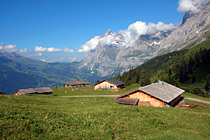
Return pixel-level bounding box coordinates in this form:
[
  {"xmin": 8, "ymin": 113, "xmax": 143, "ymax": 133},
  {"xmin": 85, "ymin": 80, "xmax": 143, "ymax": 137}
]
[
  {"xmin": 185, "ymin": 97, "xmax": 210, "ymax": 105},
  {"xmin": 61, "ymin": 95, "xmax": 119, "ymax": 98}
]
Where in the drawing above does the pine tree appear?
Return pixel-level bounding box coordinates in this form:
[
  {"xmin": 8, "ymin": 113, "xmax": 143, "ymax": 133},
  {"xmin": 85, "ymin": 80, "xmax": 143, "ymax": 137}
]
[
  {"xmin": 167, "ymin": 68, "xmax": 174, "ymax": 84},
  {"xmin": 179, "ymin": 60, "xmax": 188, "ymax": 83},
  {"xmin": 188, "ymin": 56, "xmax": 193, "ymax": 74},
  {"xmin": 139, "ymin": 70, "xmax": 151, "ymax": 86},
  {"xmin": 191, "ymin": 75, "xmax": 196, "ymax": 83},
  {"xmin": 204, "ymin": 77, "xmax": 210, "ymax": 91},
  {"xmin": 194, "ymin": 52, "xmax": 200, "ymax": 66}
]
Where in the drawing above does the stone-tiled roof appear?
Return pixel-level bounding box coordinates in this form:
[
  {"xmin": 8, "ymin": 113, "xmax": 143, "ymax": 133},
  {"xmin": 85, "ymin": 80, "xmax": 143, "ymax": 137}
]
[
  {"xmin": 117, "ymin": 81, "xmax": 184, "ymax": 103},
  {"xmin": 65, "ymin": 79, "xmax": 91, "ymax": 86},
  {"xmin": 17, "ymin": 87, "xmax": 53, "ymax": 95},
  {"xmin": 116, "ymin": 98, "xmax": 139, "ymax": 105},
  {"xmin": 19, "ymin": 88, "xmax": 36, "ymax": 94},
  {"xmin": 96, "ymin": 78, "xmax": 124, "ymax": 87},
  {"xmin": 34, "ymin": 87, "xmax": 53, "ymax": 93},
  {"xmin": 106, "ymin": 79, "xmax": 125, "ymax": 87}
]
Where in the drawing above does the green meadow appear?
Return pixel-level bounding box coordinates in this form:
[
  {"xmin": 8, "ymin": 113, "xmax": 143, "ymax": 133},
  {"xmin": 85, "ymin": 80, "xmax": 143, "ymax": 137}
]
[{"xmin": 1, "ymin": 86, "xmax": 210, "ymax": 139}]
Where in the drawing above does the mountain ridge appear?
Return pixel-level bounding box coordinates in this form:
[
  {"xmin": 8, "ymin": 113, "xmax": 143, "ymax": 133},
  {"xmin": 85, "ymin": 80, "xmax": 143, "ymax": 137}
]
[
  {"xmin": 81, "ymin": 3, "xmax": 210, "ymax": 77},
  {"xmin": 0, "ymin": 51, "xmax": 107, "ymax": 94}
]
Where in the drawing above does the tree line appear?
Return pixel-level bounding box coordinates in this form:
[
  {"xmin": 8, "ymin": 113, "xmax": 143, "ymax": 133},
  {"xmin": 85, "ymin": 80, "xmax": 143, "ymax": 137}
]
[
  {"xmin": 116, "ymin": 47, "xmax": 210, "ymax": 97},
  {"xmin": 117, "ymin": 69, "xmax": 151, "ymax": 86}
]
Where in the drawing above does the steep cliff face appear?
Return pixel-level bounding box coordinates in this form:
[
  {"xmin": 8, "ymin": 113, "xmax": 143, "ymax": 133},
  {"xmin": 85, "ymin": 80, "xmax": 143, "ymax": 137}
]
[
  {"xmin": 81, "ymin": 30, "xmax": 172, "ymax": 77},
  {"xmin": 156, "ymin": 3, "xmax": 210, "ymax": 55},
  {"xmin": 81, "ymin": 3, "xmax": 210, "ymax": 77}
]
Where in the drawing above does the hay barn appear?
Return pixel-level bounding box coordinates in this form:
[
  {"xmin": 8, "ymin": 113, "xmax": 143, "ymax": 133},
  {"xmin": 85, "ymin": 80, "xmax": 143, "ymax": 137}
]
[
  {"xmin": 65, "ymin": 79, "xmax": 92, "ymax": 88},
  {"xmin": 116, "ymin": 81, "xmax": 184, "ymax": 107},
  {"xmin": 14, "ymin": 87, "xmax": 53, "ymax": 95},
  {"xmin": 94, "ymin": 78, "xmax": 125, "ymax": 90}
]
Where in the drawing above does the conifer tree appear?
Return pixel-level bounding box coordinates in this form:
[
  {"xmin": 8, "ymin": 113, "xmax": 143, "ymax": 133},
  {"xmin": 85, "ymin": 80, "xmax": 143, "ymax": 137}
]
[
  {"xmin": 204, "ymin": 77, "xmax": 210, "ymax": 91},
  {"xmin": 139, "ymin": 70, "xmax": 151, "ymax": 86},
  {"xmin": 188, "ymin": 56, "xmax": 193, "ymax": 74},
  {"xmin": 191, "ymin": 75, "xmax": 196, "ymax": 83},
  {"xmin": 179, "ymin": 60, "xmax": 188, "ymax": 83},
  {"xmin": 194, "ymin": 52, "xmax": 200, "ymax": 66}
]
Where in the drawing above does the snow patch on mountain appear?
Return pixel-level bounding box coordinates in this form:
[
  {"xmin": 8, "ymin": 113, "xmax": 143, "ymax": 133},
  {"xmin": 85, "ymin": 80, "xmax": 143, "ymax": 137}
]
[{"xmin": 78, "ymin": 21, "xmax": 175, "ymax": 52}]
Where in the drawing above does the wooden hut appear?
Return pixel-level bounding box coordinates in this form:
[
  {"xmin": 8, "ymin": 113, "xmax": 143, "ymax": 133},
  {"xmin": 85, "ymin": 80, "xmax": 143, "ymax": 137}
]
[
  {"xmin": 14, "ymin": 87, "xmax": 53, "ymax": 95},
  {"xmin": 64, "ymin": 79, "xmax": 92, "ymax": 88},
  {"xmin": 94, "ymin": 78, "xmax": 125, "ymax": 90},
  {"xmin": 116, "ymin": 81, "xmax": 184, "ymax": 107}
]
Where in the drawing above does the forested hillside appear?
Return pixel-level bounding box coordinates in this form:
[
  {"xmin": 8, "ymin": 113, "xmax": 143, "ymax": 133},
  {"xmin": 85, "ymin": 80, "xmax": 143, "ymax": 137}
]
[{"xmin": 117, "ymin": 39, "xmax": 210, "ymax": 97}]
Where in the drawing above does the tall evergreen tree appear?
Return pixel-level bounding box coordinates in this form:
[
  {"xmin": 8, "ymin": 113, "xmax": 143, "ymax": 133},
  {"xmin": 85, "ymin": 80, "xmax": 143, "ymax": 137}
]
[
  {"xmin": 139, "ymin": 70, "xmax": 151, "ymax": 86},
  {"xmin": 194, "ymin": 52, "xmax": 200, "ymax": 66},
  {"xmin": 204, "ymin": 77, "xmax": 210, "ymax": 91},
  {"xmin": 179, "ymin": 60, "xmax": 188, "ymax": 83},
  {"xmin": 191, "ymin": 75, "xmax": 196, "ymax": 83},
  {"xmin": 188, "ymin": 56, "xmax": 193, "ymax": 74}
]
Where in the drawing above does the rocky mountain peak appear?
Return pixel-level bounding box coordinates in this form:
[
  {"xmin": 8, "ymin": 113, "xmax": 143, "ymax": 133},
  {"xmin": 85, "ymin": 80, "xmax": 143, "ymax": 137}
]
[
  {"xmin": 81, "ymin": 2, "xmax": 210, "ymax": 78},
  {"xmin": 104, "ymin": 29, "xmax": 114, "ymax": 36},
  {"xmin": 180, "ymin": 12, "xmax": 196, "ymax": 26}
]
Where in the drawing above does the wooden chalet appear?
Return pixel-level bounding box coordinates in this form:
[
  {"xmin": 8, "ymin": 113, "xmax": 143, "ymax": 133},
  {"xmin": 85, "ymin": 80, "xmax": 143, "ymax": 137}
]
[
  {"xmin": 14, "ymin": 87, "xmax": 53, "ymax": 95},
  {"xmin": 64, "ymin": 79, "xmax": 92, "ymax": 88},
  {"xmin": 116, "ymin": 81, "xmax": 184, "ymax": 107},
  {"xmin": 94, "ymin": 78, "xmax": 125, "ymax": 90}
]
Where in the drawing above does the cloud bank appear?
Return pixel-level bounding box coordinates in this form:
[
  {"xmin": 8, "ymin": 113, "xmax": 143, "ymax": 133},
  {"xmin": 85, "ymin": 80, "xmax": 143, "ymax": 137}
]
[
  {"xmin": 19, "ymin": 48, "xmax": 27, "ymax": 53},
  {"xmin": 64, "ymin": 47, "xmax": 74, "ymax": 53},
  {"xmin": 78, "ymin": 21, "xmax": 176, "ymax": 52},
  {"xmin": 35, "ymin": 46, "xmax": 74, "ymax": 53},
  {"xmin": 0, "ymin": 43, "xmax": 28, "ymax": 53},
  {"xmin": 35, "ymin": 46, "xmax": 62, "ymax": 52},
  {"xmin": 177, "ymin": 0, "xmax": 210, "ymax": 13}
]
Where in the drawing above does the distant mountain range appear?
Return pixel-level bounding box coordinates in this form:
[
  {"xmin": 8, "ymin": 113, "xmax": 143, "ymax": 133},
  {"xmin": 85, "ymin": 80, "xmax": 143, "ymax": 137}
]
[
  {"xmin": 0, "ymin": 51, "xmax": 106, "ymax": 94},
  {"xmin": 1, "ymin": 2, "xmax": 210, "ymax": 94},
  {"xmin": 80, "ymin": 2, "xmax": 210, "ymax": 77}
]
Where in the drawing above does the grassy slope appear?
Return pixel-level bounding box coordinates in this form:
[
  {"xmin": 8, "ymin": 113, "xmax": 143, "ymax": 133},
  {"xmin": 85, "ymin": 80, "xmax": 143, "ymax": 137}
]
[
  {"xmin": 183, "ymin": 92, "xmax": 210, "ymax": 101},
  {"xmin": 0, "ymin": 94, "xmax": 210, "ymax": 140},
  {"xmin": 53, "ymin": 84, "xmax": 140, "ymax": 96}
]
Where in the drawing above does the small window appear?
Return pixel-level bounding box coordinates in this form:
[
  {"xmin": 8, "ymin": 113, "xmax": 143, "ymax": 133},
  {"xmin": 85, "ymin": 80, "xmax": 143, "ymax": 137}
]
[{"xmin": 110, "ymin": 85, "xmax": 114, "ymax": 88}]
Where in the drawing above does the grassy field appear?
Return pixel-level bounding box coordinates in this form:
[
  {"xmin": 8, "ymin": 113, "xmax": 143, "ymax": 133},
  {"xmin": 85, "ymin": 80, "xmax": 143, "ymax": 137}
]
[
  {"xmin": 52, "ymin": 84, "xmax": 140, "ymax": 96},
  {"xmin": 183, "ymin": 92, "xmax": 210, "ymax": 101},
  {"xmin": 1, "ymin": 89, "xmax": 210, "ymax": 140}
]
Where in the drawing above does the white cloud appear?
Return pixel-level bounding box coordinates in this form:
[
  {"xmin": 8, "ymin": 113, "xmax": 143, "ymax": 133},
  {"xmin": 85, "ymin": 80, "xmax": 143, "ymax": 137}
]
[
  {"xmin": 59, "ymin": 57, "xmax": 82, "ymax": 62},
  {"xmin": 35, "ymin": 46, "xmax": 62, "ymax": 52},
  {"xmin": 35, "ymin": 46, "xmax": 47, "ymax": 52},
  {"xmin": 0, "ymin": 43, "xmax": 3, "ymax": 50},
  {"xmin": 177, "ymin": 0, "xmax": 210, "ymax": 13},
  {"xmin": 78, "ymin": 36, "xmax": 100, "ymax": 52},
  {"xmin": 66, "ymin": 57, "xmax": 82, "ymax": 62},
  {"xmin": 47, "ymin": 47, "xmax": 62, "ymax": 52},
  {"xmin": 39, "ymin": 57, "xmax": 82, "ymax": 63},
  {"xmin": 64, "ymin": 47, "xmax": 74, "ymax": 53},
  {"xmin": 3, "ymin": 45, "xmax": 18, "ymax": 52},
  {"xmin": 148, "ymin": 22, "xmax": 176, "ymax": 33},
  {"xmin": 78, "ymin": 21, "xmax": 176, "ymax": 52},
  {"xmin": 19, "ymin": 48, "xmax": 27, "ymax": 53}
]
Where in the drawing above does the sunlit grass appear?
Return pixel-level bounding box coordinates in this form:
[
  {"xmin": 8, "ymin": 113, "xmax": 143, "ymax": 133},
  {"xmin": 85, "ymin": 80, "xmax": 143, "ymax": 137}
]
[{"xmin": 1, "ymin": 94, "xmax": 210, "ymax": 139}]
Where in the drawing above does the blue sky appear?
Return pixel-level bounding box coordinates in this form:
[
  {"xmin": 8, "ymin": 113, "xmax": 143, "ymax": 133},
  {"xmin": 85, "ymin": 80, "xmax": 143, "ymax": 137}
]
[{"xmin": 0, "ymin": 0, "xmax": 185, "ymax": 62}]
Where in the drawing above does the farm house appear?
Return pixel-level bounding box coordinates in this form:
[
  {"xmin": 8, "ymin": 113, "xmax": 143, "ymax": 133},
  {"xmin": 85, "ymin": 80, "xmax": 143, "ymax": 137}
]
[
  {"xmin": 94, "ymin": 78, "xmax": 125, "ymax": 90},
  {"xmin": 14, "ymin": 87, "xmax": 53, "ymax": 95},
  {"xmin": 116, "ymin": 81, "xmax": 184, "ymax": 107},
  {"xmin": 64, "ymin": 79, "xmax": 92, "ymax": 88}
]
